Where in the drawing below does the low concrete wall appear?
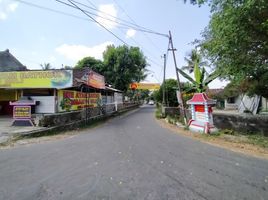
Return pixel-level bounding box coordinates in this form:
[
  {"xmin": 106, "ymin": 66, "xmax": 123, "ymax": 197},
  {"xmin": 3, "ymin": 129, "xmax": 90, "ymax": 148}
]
[
  {"xmin": 213, "ymin": 113, "xmax": 268, "ymax": 136},
  {"xmin": 162, "ymin": 107, "xmax": 180, "ymax": 117},
  {"xmin": 161, "ymin": 106, "xmax": 268, "ymax": 136},
  {"xmin": 36, "ymin": 103, "xmax": 139, "ymax": 127}
]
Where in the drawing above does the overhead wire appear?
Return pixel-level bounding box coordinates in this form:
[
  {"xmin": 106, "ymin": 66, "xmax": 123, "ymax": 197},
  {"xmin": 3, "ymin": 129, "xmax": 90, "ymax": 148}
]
[
  {"xmin": 13, "ymin": 0, "xmax": 94, "ymax": 22},
  {"xmin": 72, "ymin": 0, "xmax": 167, "ymax": 37},
  {"xmin": 15, "ymin": 0, "xmax": 168, "ymax": 78},
  {"xmin": 112, "ymin": 0, "xmax": 163, "ymax": 51},
  {"xmin": 111, "ymin": 0, "xmax": 165, "ymax": 80},
  {"xmin": 60, "ymin": 0, "xmax": 165, "ymax": 69},
  {"xmin": 61, "ymin": 0, "xmax": 129, "ymax": 46},
  {"xmin": 55, "ymin": 0, "xmax": 168, "ymax": 38}
]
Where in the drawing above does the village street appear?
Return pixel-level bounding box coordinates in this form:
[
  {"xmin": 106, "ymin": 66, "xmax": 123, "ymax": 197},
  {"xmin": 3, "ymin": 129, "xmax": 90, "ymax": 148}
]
[{"xmin": 0, "ymin": 106, "xmax": 267, "ymax": 200}]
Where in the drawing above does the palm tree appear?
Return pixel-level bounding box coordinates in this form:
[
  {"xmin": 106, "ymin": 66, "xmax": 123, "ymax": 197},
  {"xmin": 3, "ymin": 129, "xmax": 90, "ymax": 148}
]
[
  {"xmin": 40, "ymin": 63, "xmax": 53, "ymax": 70},
  {"xmin": 182, "ymin": 49, "xmax": 207, "ymax": 73},
  {"xmin": 177, "ymin": 50, "xmax": 219, "ymax": 93}
]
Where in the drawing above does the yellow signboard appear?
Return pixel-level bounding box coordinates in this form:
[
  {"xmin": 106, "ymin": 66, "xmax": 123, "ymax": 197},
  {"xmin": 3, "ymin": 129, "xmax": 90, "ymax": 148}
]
[
  {"xmin": 58, "ymin": 90, "xmax": 101, "ymax": 112},
  {"xmin": 13, "ymin": 106, "xmax": 31, "ymax": 119},
  {"xmin": 129, "ymin": 83, "xmax": 160, "ymax": 90},
  {"xmin": 0, "ymin": 70, "xmax": 73, "ymax": 89}
]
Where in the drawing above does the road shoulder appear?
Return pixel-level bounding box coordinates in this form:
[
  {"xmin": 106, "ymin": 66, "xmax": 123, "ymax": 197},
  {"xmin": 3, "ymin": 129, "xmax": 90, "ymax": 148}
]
[{"xmin": 156, "ymin": 118, "xmax": 268, "ymax": 160}]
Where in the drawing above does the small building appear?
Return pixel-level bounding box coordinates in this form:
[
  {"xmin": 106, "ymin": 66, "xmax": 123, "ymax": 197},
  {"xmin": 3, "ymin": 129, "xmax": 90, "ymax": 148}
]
[
  {"xmin": 0, "ymin": 49, "xmax": 27, "ymax": 72},
  {"xmin": 187, "ymin": 93, "xmax": 217, "ymax": 134},
  {"xmin": 0, "ymin": 49, "xmax": 27, "ymax": 115},
  {"xmin": 0, "ymin": 68, "xmax": 123, "ymax": 118}
]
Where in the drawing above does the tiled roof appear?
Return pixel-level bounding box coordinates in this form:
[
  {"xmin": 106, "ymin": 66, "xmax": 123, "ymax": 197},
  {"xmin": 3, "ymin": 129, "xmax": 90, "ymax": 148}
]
[{"xmin": 187, "ymin": 93, "xmax": 216, "ymax": 105}]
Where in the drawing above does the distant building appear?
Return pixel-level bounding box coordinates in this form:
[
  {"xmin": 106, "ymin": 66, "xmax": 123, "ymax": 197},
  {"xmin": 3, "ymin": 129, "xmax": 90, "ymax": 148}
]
[{"xmin": 0, "ymin": 49, "xmax": 27, "ymax": 72}]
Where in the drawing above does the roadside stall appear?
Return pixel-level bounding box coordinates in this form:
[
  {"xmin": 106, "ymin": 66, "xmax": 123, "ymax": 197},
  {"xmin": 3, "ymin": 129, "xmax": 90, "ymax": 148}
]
[{"xmin": 0, "ymin": 68, "xmax": 122, "ymax": 126}]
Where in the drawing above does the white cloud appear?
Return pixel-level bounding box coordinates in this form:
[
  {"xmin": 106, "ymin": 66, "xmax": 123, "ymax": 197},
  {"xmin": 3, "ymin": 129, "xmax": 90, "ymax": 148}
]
[
  {"xmin": 0, "ymin": 1, "xmax": 18, "ymax": 21},
  {"xmin": 126, "ymin": 29, "xmax": 136, "ymax": 38},
  {"xmin": 96, "ymin": 4, "xmax": 117, "ymax": 29},
  {"xmin": 55, "ymin": 42, "xmax": 114, "ymax": 61},
  {"xmin": 0, "ymin": 12, "xmax": 7, "ymax": 20},
  {"xmin": 7, "ymin": 3, "xmax": 18, "ymax": 12}
]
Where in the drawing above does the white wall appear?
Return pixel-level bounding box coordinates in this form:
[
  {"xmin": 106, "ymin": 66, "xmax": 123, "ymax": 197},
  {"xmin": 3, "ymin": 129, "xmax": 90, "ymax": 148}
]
[
  {"xmin": 114, "ymin": 92, "xmax": 123, "ymax": 103},
  {"xmin": 30, "ymin": 96, "xmax": 56, "ymax": 113}
]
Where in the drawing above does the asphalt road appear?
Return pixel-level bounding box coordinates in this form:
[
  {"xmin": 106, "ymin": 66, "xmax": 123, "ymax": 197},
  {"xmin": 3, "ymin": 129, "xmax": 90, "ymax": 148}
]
[{"xmin": 0, "ymin": 106, "xmax": 268, "ymax": 200}]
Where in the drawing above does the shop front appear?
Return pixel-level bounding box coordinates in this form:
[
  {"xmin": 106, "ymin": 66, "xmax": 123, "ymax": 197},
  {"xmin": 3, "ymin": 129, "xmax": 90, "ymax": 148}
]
[{"xmin": 0, "ymin": 68, "xmax": 123, "ymax": 125}]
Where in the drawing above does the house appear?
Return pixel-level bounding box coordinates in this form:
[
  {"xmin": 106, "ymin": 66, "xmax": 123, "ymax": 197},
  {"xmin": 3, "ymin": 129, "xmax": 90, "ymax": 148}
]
[{"xmin": 0, "ymin": 49, "xmax": 27, "ymax": 72}]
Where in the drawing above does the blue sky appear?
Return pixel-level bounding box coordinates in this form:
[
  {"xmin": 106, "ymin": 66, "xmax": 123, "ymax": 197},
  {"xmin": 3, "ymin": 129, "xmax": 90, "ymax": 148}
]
[{"xmin": 0, "ymin": 0, "xmax": 227, "ymax": 88}]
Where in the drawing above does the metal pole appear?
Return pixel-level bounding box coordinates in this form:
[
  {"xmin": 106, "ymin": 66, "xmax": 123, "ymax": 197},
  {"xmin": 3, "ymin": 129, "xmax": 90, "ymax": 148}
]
[
  {"xmin": 168, "ymin": 30, "xmax": 187, "ymax": 124},
  {"xmin": 162, "ymin": 54, "xmax": 166, "ymax": 106}
]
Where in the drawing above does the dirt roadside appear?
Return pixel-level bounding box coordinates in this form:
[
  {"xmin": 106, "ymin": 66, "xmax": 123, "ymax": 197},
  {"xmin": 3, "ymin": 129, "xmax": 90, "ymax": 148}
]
[{"xmin": 157, "ymin": 119, "xmax": 268, "ymax": 160}]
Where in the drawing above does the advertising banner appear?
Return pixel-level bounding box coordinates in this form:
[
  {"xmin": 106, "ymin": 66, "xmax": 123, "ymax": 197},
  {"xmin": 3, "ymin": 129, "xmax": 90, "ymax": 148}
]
[
  {"xmin": 88, "ymin": 70, "xmax": 105, "ymax": 89},
  {"xmin": 13, "ymin": 106, "xmax": 31, "ymax": 119},
  {"xmin": 58, "ymin": 90, "xmax": 102, "ymax": 112},
  {"xmin": 0, "ymin": 70, "xmax": 73, "ymax": 89},
  {"xmin": 129, "ymin": 83, "xmax": 160, "ymax": 90}
]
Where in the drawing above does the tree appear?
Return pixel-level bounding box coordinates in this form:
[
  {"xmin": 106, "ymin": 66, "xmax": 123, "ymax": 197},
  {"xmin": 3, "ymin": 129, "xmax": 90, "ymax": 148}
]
[
  {"xmin": 154, "ymin": 79, "xmax": 195, "ymax": 107},
  {"xmin": 182, "ymin": 49, "xmax": 207, "ymax": 73},
  {"xmin": 61, "ymin": 65, "xmax": 73, "ymax": 70},
  {"xmin": 183, "ymin": 0, "xmax": 207, "ymax": 6},
  {"xmin": 74, "ymin": 56, "xmax": 104, "ymax": 72},
  {"xmin": 154, "ymin": 79, "xmax": 179, "ymax": 107},
  {"xmin": 102, "ymin": 45, "xmax": 148, "ymax": 92},
  {"xmin": 186, "ymin": 0, "xmax": 268, "ymax": 97},
  {"xmin": 40, "ymin": 63, "xmax": 53, "ymax": 70},
  {"xmin": 75, "ymin": 45, "xmax": 147, "ymax": 92},
  {"xmin": 178, "ymin": 49, "xmax": 219, "ymax": 93}
]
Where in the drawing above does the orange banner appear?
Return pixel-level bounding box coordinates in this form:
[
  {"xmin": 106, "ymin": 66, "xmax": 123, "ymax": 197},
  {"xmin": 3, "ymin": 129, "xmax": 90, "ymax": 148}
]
[{"xmin": 88, "ymin": 71, "xmax": 105, "ymax": 89}]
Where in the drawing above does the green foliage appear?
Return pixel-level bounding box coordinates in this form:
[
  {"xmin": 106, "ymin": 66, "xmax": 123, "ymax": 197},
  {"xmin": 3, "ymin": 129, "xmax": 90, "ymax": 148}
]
[
  {"xmin": 125, "ymin": 89, "xmax": 150, "ymax": 102},
  {"xmin": 183, "ymin": 0, "xmax": 207, "ymax": 5},
  {"xmin": 75, "ymin": 56, "xmax": 104, "ymax": 71},
  {"xmin": 102, "ymin": 45, "xmax": 147, "ymax": 92},
  {"xmin": 154, "ymin": 79, "xmax": 179, "ymax": 107},
  {"xmin": 75, "ymin": 45, "xmax": 148, "ymax": 92},
  {"xmin": 40, "ymin": 63, "xmax": 53, "ymax": 70},
  {"xmin": 177, "ymin": 49, "xmax": 219, "ymax": 93},
  {"xmin": 155, "ymin": 107, "xmax": 163, "ymax": 119},
  {"xmin": 154, "ymin": 79, "xmax": 195, "ymax": 107},
  {"xmin": 182, "ymin": 49, "xmax": 208, "ymax": 73},
  {"xmin": 198, "ymin": 0, "xmax": 268, "ymax": 97}
]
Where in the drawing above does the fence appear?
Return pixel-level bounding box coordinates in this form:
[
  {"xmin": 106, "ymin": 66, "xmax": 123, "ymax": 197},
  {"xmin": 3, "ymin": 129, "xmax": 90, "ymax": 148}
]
[{"xmin": 36, "ymin": 103, "xmax": 139, "ymax": 127}]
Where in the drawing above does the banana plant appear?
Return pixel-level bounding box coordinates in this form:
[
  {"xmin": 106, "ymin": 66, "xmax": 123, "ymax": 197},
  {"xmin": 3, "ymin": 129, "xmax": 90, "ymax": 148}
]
[{"xmin": 177, "ymin": 64, "xmax": 219, "ymax": 93}]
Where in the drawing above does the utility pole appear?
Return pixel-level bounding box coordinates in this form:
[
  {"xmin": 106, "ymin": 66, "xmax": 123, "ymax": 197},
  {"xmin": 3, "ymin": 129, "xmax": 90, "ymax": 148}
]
[
  {"xmin": 162, "ymin": 54, "xmax": 166, "ymax": 106},
  {"xmin": 168, "ymin": 30, "xmax": 187, "ymax": 125}
]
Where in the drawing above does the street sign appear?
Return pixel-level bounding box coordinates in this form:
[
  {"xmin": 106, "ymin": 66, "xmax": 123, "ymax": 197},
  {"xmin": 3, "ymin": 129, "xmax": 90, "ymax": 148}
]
[{"xmin": 130, "ymin": 83, "xmax": 138, "ymax": 90}]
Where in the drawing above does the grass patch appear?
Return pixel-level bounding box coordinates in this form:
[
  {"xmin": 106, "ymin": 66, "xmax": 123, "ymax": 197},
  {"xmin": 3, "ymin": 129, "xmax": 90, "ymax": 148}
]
[
  {"xmin": 247, "ymin": 135, "xmax": 268, "ymax": 148},
  {"xmin": 155, "ymin": 107, "xmax": 163, "ymax": 119},
  {"xmin": 202, "ymin": 129, "xmax": 268, "ymax": 149}
]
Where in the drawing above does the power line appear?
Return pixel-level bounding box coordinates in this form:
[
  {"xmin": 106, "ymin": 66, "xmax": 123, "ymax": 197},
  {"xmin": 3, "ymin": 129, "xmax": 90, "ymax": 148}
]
[
  {"xmin": 55, "ymin": 0, "xmax": 168, "ymax": 38},
  {"xmin": 72, "ymin": 0, "xmax": 165, "ymax": 36},
  {"xmin": 15, "ymin": 0, "xmax": 166, "ymax": 73},
  {"xmin": 13, "ymin": 0, "xmax": 94, "ymax": 22},
  {"xmin": 58, "ymin": 0, "xmax": 164, "ymax": 68},
  {"xmin": 112, "ymin": 0, "xmax": 163, "ymax": 51},
  {"xmin": 59, "ymin": 0, "xmax": 129, "ymax": 46},
  {"xmin": 111, "ymin": 0, "xmax": 164, "ymax": 64}
]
